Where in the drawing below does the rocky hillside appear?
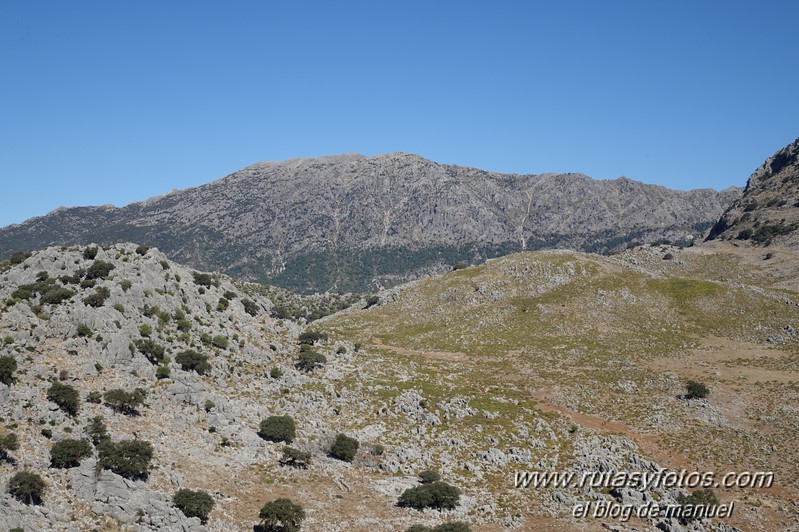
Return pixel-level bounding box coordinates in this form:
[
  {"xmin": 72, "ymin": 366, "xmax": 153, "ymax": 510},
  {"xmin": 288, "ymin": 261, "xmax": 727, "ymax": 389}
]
[
  {"xmin": 0, "ymin": 154, "xmax": 740, "ymax": 292},
  {"xmin": 2, "ymin": 242, "xmax": 796, "ymax": 531},
  {"xmin": 707, "ymin": 137, "xmax": 799, "ymax": 246}
]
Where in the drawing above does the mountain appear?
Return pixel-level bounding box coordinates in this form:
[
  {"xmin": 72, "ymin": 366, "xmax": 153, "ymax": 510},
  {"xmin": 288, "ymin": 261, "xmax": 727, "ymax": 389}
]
[
  {"xmin": 707, "ymin": 137, "xmax": 799, "ymax": 245},
  {"xmin": 1, "ymin": 242, "xmax": 797, "ymax": 531},
  {"xmin": 0, "ymin": 153, "xmax": 740, "ymax": 293}
]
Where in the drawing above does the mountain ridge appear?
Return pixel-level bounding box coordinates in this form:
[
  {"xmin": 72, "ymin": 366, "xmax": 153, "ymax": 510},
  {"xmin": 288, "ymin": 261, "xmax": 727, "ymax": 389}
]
[{"xmin": 0, "ymin": 153, "xmax": 741, "ymax": 292}]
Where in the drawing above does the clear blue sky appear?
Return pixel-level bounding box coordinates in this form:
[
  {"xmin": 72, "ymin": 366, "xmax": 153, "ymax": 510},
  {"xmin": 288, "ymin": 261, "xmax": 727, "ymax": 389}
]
[{"xmin": 1, "ymin": 1, "xmax": 797, "ymax": 227}]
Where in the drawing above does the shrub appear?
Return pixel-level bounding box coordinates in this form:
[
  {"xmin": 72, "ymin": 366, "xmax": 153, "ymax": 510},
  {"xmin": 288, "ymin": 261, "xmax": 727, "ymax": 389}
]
[
  {"xmin": 83, "ymin": 246, "xmax": 98, "ymax": 260},
  {"xmin": 135, "ymin": 245, "xmax": 150, "ymax": 256},
  {"xmin": 258, "ymin": 498, "xmax": 305, "ymax": 532},
  {"xmin": 398, "ymin": 481, "xmax": 461, "ymax": 510},
  {"xmin": 296, "ymin": 350, "xmax": 326, "ymax": 372},
  {"xmin": 40, "ymin": 287, "xmax": 75, "ymax": 305},
  {"xmin": 173, "ymin": 488, "xmax": 214, "ymax": 523},
  {"xmin": 83, "ymin": 287, "xmax": 110, "ymax": 307},
  {"xmin": 47, "ymin": 381, "xmax": 80, "ymax": 416},
  {"xmin": 175, "ymin": 350, "xmax": 211, "ymax": 375},
  {"xmin": 176, "ymin": 318, "xmax": 192, "ymax": 331},
  {"xmin": 686, "ymin": 380, "xmax": 709, "ymax": 399},
  {"xmin": 77, "ymin": 323, "xmax": 93, "ymax": 338},
  {"xmin": 193, "ymin": 272, "xmax": 213, "ymax": 288},
  {"xmin": 298, "ymin": 331, "xmax": 327, "ymax": 345},
  {"xmin": 50, "ymin": 438, "xmax": 92, "ymax": 468},
  {"xmin": 9, "ymin": 251, "xmax": 32, "ymax": 265},
  {"xmin": 419, "ymin": 469, "xmax": 441, "ymax": 484},
  {"xmin": 134, "ymin": 339, "xmax": 166, "ymax": 364},
  {"xmin": 120, "ymin": 279, "xmax": 133, "ymax": 292},
  {"xmin": 329, "ymin": 433, "xmax": 359, "ymax": 462},
  {"xmin": 211, "ymin": 336, "xmax": 228, "ymax": 349},
  {"xmin": 269, "ymin": 366, "xmax": 284, "ymax": 379},
  {"xmin": 0, "ymin": 355, "xmax": 18, "ymax": 385},
  {"xmin": 0, "ymin": 432, "xmax": 19, "ymax": 459},
  {"xmin": 241, "ymin": 298, "xmax": 259, "ymax": 316},
  {"xmin": 280, "ymin": 446, "xmax": 311, "ymax": 469},
  {"xmin": 156, "ymin": 365, "xmax": 171, "ymax": 379},
  {"xmin": 676, "ymin": 489, "xmax": 719, "ymax": 522},
  {"xmin": 217, "ymin": 297, "xmax": 229, "ymax": 311},
  {"xmin": 258, "ymin": 416, "xmax": 296, "ymax": 444},
  {"xmin": 7, "ymin": 471, "xmax": 45, "ymax": 505},
  {"xmin": 104, "ymin": 388, "xmax": 147, "ymax": 415},
  {"xmin": 98, "ymin": 439, "xmax": 153, "ymax": 480},
  {"xmin": 139, "ymin": 323, "xmax": 153, "ymax": 337},
  {"xmin": 85, "ymin": 260, "xmax": 115, "ymax": 280},
  {"xmin": 407, "ymin": 525, "xmax": 472, "ymax": 532},
  {"xmin": 87, "ymin": 390, "xmax": 103, "ymax": 403},
  {"xmin": 85, "ymin": 416, "xmax": 109, "ymax": 445}
]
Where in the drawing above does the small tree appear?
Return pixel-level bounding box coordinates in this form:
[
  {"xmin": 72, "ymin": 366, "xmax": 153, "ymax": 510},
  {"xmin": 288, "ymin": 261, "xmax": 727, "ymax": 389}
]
[
  {"xmin": 47, "ymin": 381, "xmax": 80, "ymax": 416},
  {"xmin": 85, "ymin": 416, "xmax": 109, "ymax": 446},
  {"xmin": 258, "ymin": 498, "xmax": 305, "ymax": 532},
  {"xmin": 0, "ymin": 432, "xmax": 19, "ymax": 459},
  {"xmin": 280, "ymin": 446, "xmax": 311, "ymax": 469},
  {"xmin": 134, "ymin": 339, "xmax": 166, "ymax": 364},
  {"xmin": 258, "ymin": 416, "xmax": 296, "ymax": 444},
  {"xmin": 193, "ymin": 272, "xmax": 213, "ymax": 288},
  {"xmin": 296, "ymin": 350, "xmax": 326, "ymax": 372},
  {"xmin": 7, "ymin": 471, "xmax": 45, "ymax": 505},
  {"xmin": 40, "ymin": 287, "xmax": 75, "ymax": 305},
  {"xmin": 83, "ymin": 287, "xmax": 110, "ymax": 307},
  {"xmin": 173, "ymin": 488, "xmax": 215, "ymax": 523},
  {"xmin": 0, "ymin": 355, "xmax": 18, "ymax": 385},
  {"xmin": 85, "ymin": 260, "xmax": 115, "ymax": 280},
  {"xmin": 685, "ymin": 380, "xmax": 710, "ymax": 399},
  {"xmin": 98, "ymin": 439, "xmax": 154, "ymax": 480},
  {"xmin": 175, "ymin": 350, "xmax": 211, "ymax": 375},
  {"xmin": 398, "ymin": 481, "xmax": 461, "ymax": 510},
  {"xmin": 50, "ymin": 438, "xmax": 93, "ymax": 468},
  {"xmin": 104, "ymin": 388, "xmax": 147, "ymax": 415},
  {"xmin": 298, "ymin": 331, "xmax": 327, "ymax": 345},
  {"xmin": 329, "ymin": 433, "xmax": 359, "ymax": 462}
]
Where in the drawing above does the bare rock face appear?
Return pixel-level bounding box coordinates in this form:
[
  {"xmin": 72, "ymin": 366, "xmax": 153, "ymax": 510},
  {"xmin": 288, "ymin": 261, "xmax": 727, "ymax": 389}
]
[
  {"xmin": 707, "ymin": 137, "xmax": 799, "ymax": 246},
  {"xmin": 0, "ymin": 153, "xmax": 739, "ymax": 292}
]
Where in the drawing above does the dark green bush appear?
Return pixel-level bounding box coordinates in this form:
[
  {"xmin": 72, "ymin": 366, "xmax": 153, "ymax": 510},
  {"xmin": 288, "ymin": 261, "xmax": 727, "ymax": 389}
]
[
  {"xmin": 242, "ymin": 298, "xmax": 259, "ymax": 316},
  {"xmin": 0, "ymin": 355, "xmax": 18, "ymax": 385},
  {"xmin": 210, "ymin": 335, "xmax": 228, "ymax": 349},
  {"xmin": 175, "ymin": 350, "xmax": 211, "ymax": 375},
  {"xmin": 77, "ymin": 323, "xmax": 93, "ymax": 337},
  {"xmin": 296, "ymin": 350, "xmax": 326, "ymax": 372},
  {"xmin": 280, "ymin": 446, "xmax": 311, "ymax": 469},
  {"xmin": 47, "ymin": 381, "xmax": 80, "ymax": 416},
  {"xmin": 217, "ymin": 297, "xmax": 229, "ymax": 311},
  {"xmin": 398, "ymin": 481, "xmax": 461, "ymax": 510},
  {"xmin": 83, "ymin": 246, "xmax": 98, "ymax": 260},
  {"xmin": 0, "ymin": 432, "xmax": 19, "ymax": 459},
  {"xmin": 7, "ymin": 471, "xmax": 45, "ymax": 505},
  {"xmin": 258, "ymin": 415, "xmax": 296, "ymax": 444},
  {"xmin": 85, "ymin": 260, "xmax": 115, "ymax": 280},
  {"xmin": 104, "ymin": 388, "xmax": 147, "ymax": 415},
  {"xmin": 193, "ymin": 272, "xmax": 213, "ymax": 288},
  {"xmin": 329, "ymin": 433, "xmax": 359, "ymax": 462},
  {"xmin": 173, "ymin": 488, "xmax": 214, "ymax": 523},
  {"xmin": 686, "ymin": 380, "xmax": 709, "ymax": 399},
  {"xmin": 85, "ymin": 416, "xmax": 109, "ymax": 445},
  {"xmin": 40, "ymin": 287, "xmax": 75, "ymax": 305},
  {"xmin": 98, "ymin": 439, "xmax": 153, "ymax": 480},
  {"xmin": 134, "ymin": 339, "xmax": 166, "ymax": 364},
  {"xmin": 135, "ymin": 245, "xmax": 150, "ymax": 256},
  {"xmin": 9, "ymin": 251, "xmax": 32, "ymax": 265},
  {"xmin": 298, "ymin": 331, "xmax": 328, "ymax": 345},
  {"xmin": 87, "ymin": 390, "xmax": 103, "ymax": 403},
  {"xmin": 258, "ymin": 498, "xmax": 305, "ymax": 532},
  {"xmin": 269, "ymin": 366, "xmax": 284, "ymax": 379},
  {"xmin": 83, "ymin": 287, "xmax": 110, "ymax": 307},
  {"xmin": 50, "ymin": 438, "xmax": 92, "ymax": 468},
  {"xmin": 156, "ymin": 365, "xmax": 171, "ymax": 379}
]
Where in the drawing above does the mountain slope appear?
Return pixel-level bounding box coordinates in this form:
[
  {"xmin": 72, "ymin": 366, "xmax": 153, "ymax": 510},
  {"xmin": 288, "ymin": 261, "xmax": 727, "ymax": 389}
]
[
  {"xmin": 707, "ymin": 137, "xmax": 799, "ymax": 246},
  {"xmin": 0, "ymin": 154, "xmax": 740, "ymax": 292}
]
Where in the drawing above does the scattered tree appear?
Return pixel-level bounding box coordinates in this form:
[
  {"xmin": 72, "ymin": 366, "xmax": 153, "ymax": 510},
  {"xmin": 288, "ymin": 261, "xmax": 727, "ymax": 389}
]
[
  {"xmin": 173, "ymin": 488, "xmax": 215, "ymax": 523},
  {"xmin": 83, "ymin": 286, "xmax": 110, "ymax": 307},
  {"xmin": 685, "ymin": 380, "xmax": 710, "ymax": 399},
  {"xmin": 419, "ymin": 469, "xmax": 441, "ymax": 484},
  {"xmin": 0, "ymin": 355, "xmax": 18, "ymax": 385},
  {"xmin": 329, "ymin": 433, "xmax": 359, "ymax": 462},
  {"xmin": 193, "ymin": 272, "xmax": 213, "ymax": 288},
  {"xmin": 134, "ymin": 339, "xmax": 166, "ymax": 364},
  {"xmin": 296, "ymin": 350, "xmax": 326, "ymax": 372},
  {"xmin": 104, "ymin": 388, "xmax": 147, "ymax": 415},
  {"xmin": 175, "ymin": 350, "xmax": 211, "ymax": 375},
  {"xmin": 83, "ymin": 246, "xmax": 98, "ymax": 260},
  {"xmin": 258, "ymin": 498, "xmax": 305, "ymax": 532},
  {"xmin": 0, "ymin": 432, "xmax": 19, "ymax": 459},
  {"xmin": 85, "ymin": 260, "xmax": 115, "ymax": 280},
  {"xmin": 97, "ymin": 439, "xmax": 154, "ymax": 480},
  {"xmin": 7, "ymin": 471, "xmax": 45, "ymax": 505},
  {"xmin": 279, "ymin": 446, "xmax": 311, "ymax": 469},
  {"xmin": 47, "ymin": 381, "xmax": 80, "ymax": 416},
  {"xmin": 258, "ymin": 416, "xmax": 296, "ymax": 444},
  {"xmin": 298, "ymin": 331, "xmax": 327, "ymax": 345},
  {"xmin": 50, "ymin": 438, "xmax": 92, "ymax": 468},
  {"xmin": 398, "ymin": 481, "xmax": 461, "ymax": 510},
  {"xmin": 40, "ymin": 287, "xmax": 75, "ymax": 305},
  {"xmin": 85, "ymin": 416, "xmax": 109, "ymax": 445}
]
